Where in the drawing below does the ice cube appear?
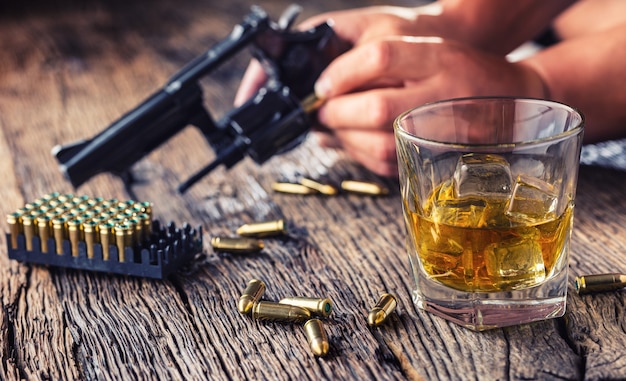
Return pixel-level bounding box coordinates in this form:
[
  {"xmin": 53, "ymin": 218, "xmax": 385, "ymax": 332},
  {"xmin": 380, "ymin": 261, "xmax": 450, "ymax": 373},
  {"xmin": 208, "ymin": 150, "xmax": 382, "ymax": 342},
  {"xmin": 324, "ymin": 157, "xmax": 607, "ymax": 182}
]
[
  {"xmin": 485, "ymin": 231, "xmax": 546, "ymax": 288},
  {"xmin": 506, "ymin": 174, "xmax": 558, "ymax": 224},
  {"xmin": 429, "ymin": 180, "xmax": 487, "ymax": 226},
  {"xmin": 453, "ymin": 154, "xmax": 513, "ymax": 199}
]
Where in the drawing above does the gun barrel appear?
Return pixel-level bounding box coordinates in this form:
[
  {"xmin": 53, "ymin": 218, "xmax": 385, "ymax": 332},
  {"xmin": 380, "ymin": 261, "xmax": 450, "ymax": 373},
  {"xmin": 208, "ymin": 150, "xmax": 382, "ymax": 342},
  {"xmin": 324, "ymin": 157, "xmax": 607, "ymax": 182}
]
[{"xmin": 53, "ymin": 7, "xmax": 272, "ymax": 188}]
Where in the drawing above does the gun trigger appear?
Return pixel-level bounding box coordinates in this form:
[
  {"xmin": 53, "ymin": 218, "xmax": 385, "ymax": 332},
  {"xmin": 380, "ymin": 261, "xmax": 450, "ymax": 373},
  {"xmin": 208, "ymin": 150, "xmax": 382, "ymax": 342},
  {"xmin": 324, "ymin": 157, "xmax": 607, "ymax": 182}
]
[{"xmin": 51, "ymin": 140, "xmax": 91, "ymax": 164}]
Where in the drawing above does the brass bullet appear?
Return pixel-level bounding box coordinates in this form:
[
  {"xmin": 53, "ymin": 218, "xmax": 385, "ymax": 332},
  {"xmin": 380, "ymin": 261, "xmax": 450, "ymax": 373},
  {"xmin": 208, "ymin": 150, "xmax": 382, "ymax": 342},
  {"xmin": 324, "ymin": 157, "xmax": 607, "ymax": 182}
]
[
  {"xmin": 37, "ymin": 215, "xmax": 52, "ymax": 253},
  {"xmin": 211, "ymin": 236, "xmax": 264, "ymax": 254},
  {"xmin": 368, "ymin": 293, "xmax": 398, "ymax": 327},
  {"xmin": 238, "ymin": 279, "xmax": 266, "ymax": 314},
  {"xmin": 115, "ymin": 224, "xmax": 129, "ymax": 262},
  {"xmin": 25, "ymin": 200, "xmax": 44, "ymax": 211},
  {"xmin": 7, "ymin": 212, "xmax": 21, "ymax": 249},
  {"xmin": 137, "ymin": 213, "xmax": 152, "ymax": 243},
  {"xmin": 22, "ymin": 214, "xmax": 36, "ymax": 251},
  {"xmin": 340, "ymin": 180, "xmax": 389, "ymax": 196},
  {"xmin": 300, "ymin": 178, "xmax": 338, "ymax": 196},
  {"xmin": 67, "ymin": 219, "xmax": 83, "ymax": 256},
  {"xmin": 236, "ymin": 219, "xmax": 287, "ymax": 238},
  {"xmin": 52, "ymin": 217, "xmax": 68, "ymax": 254},
  {"xmin": 252, "ymin": 301, "xmax": 311, "ymax": 322},
  {"xmin": 575, "ymin": 273, "xmax": 626, "ymax": 294},
  {"xmin": 304, "ymin": 319, "xmax": 330, "ymax": 357},
  {"xmin": 99, "ymin": 222, "xmax": 115, "ymax": 260},
  {"xmin": 41, "ymin": 192, "xmax": 60, "ymax": 203},
  {"xmin": 279, "ymin": 297, "xmax": 333, "ymax": 318},
  {"xmin": 128, "ymin": 217, "xmax": 143, "ymax": 245},
  {"xmin": 138, "ymin": 201, "xmax": 152, "ymax": 220},
  {"xmin": 83, "ymin": 220, "xmax": 98, "ymax": 259},
  {"xmin": 301, "ymin": 93, "xmax": 325, "ymax": 114},
  {"xmin": 271, "ymin": 182, "xmax": 318, "ymax": 195}
]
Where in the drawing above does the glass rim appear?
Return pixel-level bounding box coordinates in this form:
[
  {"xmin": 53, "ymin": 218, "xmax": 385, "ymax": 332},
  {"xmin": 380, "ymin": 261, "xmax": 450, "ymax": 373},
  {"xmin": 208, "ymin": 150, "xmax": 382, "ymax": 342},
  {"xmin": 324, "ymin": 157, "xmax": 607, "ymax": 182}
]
[{"xmin": 394, "ymin": 96, "xmax": 585, "ymax": 149}]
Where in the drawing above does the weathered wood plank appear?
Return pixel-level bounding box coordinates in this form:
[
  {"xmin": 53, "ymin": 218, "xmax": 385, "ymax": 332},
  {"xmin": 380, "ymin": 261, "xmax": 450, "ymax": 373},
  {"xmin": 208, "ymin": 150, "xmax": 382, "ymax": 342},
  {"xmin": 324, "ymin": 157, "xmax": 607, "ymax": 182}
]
[{"xmin": 1, "ymin": 0, "xmax": 626, "ymax": 380}]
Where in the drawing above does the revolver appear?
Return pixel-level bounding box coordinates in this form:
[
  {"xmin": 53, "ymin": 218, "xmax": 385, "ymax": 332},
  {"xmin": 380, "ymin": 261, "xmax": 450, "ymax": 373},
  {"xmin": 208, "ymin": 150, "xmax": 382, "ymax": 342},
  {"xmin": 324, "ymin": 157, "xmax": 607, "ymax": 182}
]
[{"xmin": 52, "ymin": 5, "xmax": 348, "ymax": 193}]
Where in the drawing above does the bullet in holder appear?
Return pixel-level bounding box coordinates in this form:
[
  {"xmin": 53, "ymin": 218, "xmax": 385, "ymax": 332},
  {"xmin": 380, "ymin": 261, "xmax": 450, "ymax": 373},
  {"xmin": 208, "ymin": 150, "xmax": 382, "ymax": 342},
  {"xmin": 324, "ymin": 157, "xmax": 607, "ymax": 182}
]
[
  {"xmin": 37, "ymin": 215, "xmax": 52, "ymax": 253},
  {"xmin": 21, "ymin": 214, "xmax": 36, "ymax": 251},
  {"xmin": 368, "ymin": 293, "xmax": 398, "ymax": 327},
  {"xmin": 7, "ymin": 212, "xmax": 21, "ymax": 249},
  {"xmin": 6, "ymin": 193, "xmax": 202, "ymax": 279}
]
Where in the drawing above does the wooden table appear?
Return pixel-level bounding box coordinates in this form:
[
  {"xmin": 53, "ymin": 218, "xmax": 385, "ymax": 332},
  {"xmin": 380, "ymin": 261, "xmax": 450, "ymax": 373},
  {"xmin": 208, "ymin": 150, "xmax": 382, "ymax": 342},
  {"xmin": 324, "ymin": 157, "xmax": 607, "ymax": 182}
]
[{"xmin": 1, "ymin": 1, "xmax": 625, "ymax": 379}]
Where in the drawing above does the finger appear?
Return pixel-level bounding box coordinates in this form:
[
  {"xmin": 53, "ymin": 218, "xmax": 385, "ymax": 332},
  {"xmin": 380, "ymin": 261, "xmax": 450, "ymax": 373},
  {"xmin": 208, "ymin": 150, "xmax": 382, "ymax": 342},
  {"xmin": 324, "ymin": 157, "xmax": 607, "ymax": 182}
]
[
  {"xmin": 334, "ymin": 129, "xmax": 399, "ymax": 177},
  {"xmin": 298, "ymin": 8, "xmax": 382, "ymax": 42},
  {"xmin": 315, "ymin": 37, "xmax": 443, "ymax": 98},
  {"xmin": 316, "ymin": 85, "xmax": 440, "ymax": 131},
  {"xmin": 233, "ymin": 60, "xmax": 267, "ymax": 106}
]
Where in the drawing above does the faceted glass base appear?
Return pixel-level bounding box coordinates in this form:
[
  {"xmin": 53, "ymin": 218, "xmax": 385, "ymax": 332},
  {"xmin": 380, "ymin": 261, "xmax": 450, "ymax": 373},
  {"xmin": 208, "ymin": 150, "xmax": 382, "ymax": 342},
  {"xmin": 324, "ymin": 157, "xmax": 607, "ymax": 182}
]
[{"xmin": 412, "ymin": 262, "xmax": 568, "ymax": 331}]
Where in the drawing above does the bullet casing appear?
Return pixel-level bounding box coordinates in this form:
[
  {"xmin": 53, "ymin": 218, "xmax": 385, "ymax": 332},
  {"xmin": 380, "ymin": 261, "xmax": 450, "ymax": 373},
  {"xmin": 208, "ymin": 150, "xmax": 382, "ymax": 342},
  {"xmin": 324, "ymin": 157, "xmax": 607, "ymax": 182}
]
[
  {"xmin": 252, "ymin": 301, "xmax": 311, "ymax": 322},
  {"xmin": 68, "ymin": 219, "xmax": 83, "ymax": 256},
  {"xmin": 52, "ymin": 217, "xmax": 67, "ymax": 254},
  {"xmin": 575, "ymin": 273, "xmax": 626, "ymax": 294},
  {"xmin": 115, "ymin": 224, "xmax": 129, "ymax": 262},
  {"xmin": 300, "ymin": 178, "xmax": 338, "ymax": 196},
  {"xmin": 301, "ymin": 93, "xmax": 325, "ymax": 114},
  {"xmin": 304, "ymin": 318, "xmax": 330, "ymax": 357},
  {"xmin": 368, "ymin": 293, "xmax": 398, "ymax": 327},
  {"xmin": 236, "ymin": 219, "xmax": 287, "ymax": 238},
  {"xmin": 238, "ymin": 279, "xmax": 266, "ymax": 314},
  {"xmin": 83, "ymin": 220, "xmax": 98, "ymax": 259},
  {"xmin": 22, "ymin": 214, "xmax": 35, "ymax": 251},
  {"xmin": 7, "ymin": 212, "xmax": 21, "ymax": 249},
  {"xmin": 37, "ymin": 215, "xmax": 52, "ymax": 253},
  {"xmin": 341, "ymin": 180, "xmax": 389, "ymax": 196},
  {"xmin": 271, "ymin": 182, "xmax": 318, "ymax": 195},
  {"xmin": 279, "ymin": 297, "xmax": 333, "ymax": 317},
  {"xmin": 211, "ymin": 236, "xmax": 264, "ymax": 254},
  {"xmin": 99, "ymin": 222, "xmax": 115, "ymax": 260}
]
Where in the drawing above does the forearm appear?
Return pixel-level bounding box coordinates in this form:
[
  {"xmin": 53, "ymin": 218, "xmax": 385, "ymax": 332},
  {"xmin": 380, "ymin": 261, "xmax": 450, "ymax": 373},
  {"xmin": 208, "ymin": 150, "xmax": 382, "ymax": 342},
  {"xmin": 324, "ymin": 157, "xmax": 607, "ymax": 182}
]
[
  {"xmin": 428, "ymin": 0, "xmax": 575, "ymax": 54},
  {"xmin": 521, "ymin": 23, "xmax": 626, "ymax": 143}
]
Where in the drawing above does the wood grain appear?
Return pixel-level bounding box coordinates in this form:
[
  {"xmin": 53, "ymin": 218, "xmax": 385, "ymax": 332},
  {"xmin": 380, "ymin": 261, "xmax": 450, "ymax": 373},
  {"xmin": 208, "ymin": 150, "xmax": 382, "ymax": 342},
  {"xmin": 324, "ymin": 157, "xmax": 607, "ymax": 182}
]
[{"xmin": 1, "ymin": 1, "xmax": 625, "ymax": 380}]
